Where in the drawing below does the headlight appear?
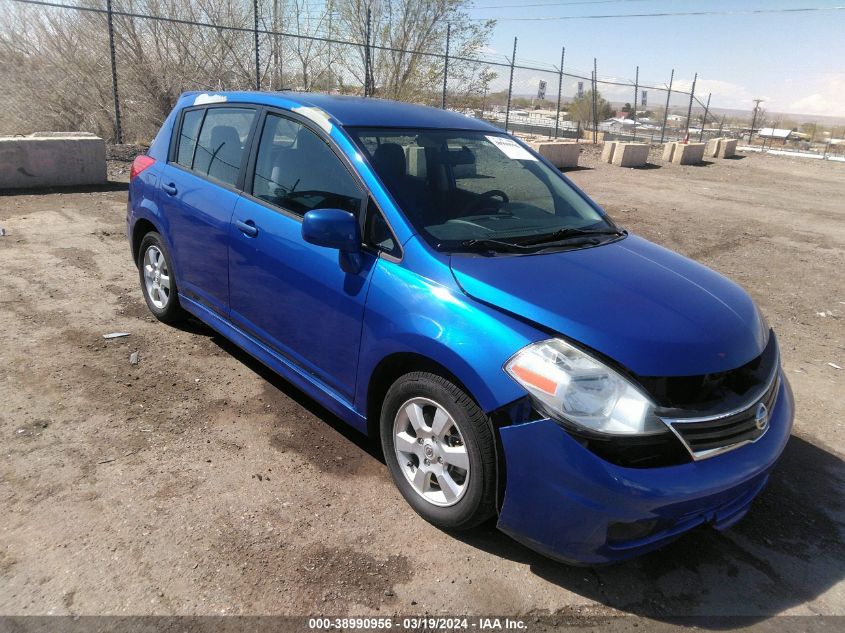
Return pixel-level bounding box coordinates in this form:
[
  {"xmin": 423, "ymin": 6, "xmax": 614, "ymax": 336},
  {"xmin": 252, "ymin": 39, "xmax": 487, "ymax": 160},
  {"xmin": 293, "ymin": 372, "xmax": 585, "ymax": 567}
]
[{"xmin": 504, "ymin": 338, "xmax": 665, "ymax": 435}]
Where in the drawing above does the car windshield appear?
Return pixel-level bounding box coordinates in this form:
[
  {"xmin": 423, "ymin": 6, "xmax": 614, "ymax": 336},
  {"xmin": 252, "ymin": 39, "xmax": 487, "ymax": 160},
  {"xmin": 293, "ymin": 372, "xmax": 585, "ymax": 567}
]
[{"xmin": 348, "ymin": 128, "xmax": 617, "ymax": 251}]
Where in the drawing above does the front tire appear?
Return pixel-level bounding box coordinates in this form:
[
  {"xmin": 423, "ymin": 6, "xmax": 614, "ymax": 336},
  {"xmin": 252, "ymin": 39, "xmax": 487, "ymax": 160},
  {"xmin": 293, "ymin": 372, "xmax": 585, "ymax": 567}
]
[
  {"xmin": 137, "ymin": 232, "xmax": 185, "ymax": 324},
  {"xmin": 380, "ymin": 372, "xmax": 497, "ymax": 530}
]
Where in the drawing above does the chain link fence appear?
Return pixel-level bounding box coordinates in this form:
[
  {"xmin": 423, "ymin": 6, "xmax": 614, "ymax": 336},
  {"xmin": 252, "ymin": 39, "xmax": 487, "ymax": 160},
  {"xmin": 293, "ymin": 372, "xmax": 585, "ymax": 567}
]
[{"xmin": 2, "ymin": 0, "xmax": 841, "ymax": 160}]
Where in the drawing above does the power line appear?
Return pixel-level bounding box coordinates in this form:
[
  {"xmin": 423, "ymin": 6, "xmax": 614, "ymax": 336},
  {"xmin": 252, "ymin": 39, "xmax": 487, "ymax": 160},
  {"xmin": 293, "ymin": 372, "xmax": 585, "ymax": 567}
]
[
  {"xmin": 466, "ymin": 5, "xmax": 845, "ymax": 20},
  {"xmin": 471, "ymin": 0, "xmax": 667, "ymax": 9}
]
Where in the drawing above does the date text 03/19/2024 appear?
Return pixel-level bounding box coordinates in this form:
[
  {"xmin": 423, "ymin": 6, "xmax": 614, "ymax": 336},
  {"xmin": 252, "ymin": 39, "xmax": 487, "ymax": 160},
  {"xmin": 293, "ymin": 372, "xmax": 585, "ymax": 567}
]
[{"xmin": 307, "ymin": 617, "xmax": 528, "ymax": 630}]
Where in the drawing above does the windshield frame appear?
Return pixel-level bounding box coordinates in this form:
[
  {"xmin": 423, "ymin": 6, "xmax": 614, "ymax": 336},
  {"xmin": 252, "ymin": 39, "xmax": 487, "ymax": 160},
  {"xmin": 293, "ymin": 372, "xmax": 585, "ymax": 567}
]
[{"xmin": 346, "ymin": 126, "xmax": 621, "ymax": 254}]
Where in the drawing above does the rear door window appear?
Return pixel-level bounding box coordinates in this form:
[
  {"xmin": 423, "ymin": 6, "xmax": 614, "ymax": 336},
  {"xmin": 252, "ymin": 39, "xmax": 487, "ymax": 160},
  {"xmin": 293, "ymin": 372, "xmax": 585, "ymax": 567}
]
[{"xmin": 192, "ymin": 107, "xmax": 256, "ymax": 186}]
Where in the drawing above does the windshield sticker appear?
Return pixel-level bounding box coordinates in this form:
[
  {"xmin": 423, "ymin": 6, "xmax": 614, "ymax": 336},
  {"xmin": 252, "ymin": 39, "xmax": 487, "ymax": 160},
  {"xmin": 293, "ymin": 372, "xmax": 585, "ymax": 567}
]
[
  {"xmin": 193, "ymin": 93, "xmax": 227, "ymax": 105},
  {"xmin": 485, "ymin": 135, "xmax": 537, "ymax": 161},
  {"xmin": 292, "ymin": 106, "xmax": 333, "ymax": 133}
]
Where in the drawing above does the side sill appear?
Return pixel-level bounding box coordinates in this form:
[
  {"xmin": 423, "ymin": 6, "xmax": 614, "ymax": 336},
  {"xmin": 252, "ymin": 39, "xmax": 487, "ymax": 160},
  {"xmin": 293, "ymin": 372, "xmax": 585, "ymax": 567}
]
[{"xmin": 179, "ymin": 294, "xmax": 369, "ymax": 435}]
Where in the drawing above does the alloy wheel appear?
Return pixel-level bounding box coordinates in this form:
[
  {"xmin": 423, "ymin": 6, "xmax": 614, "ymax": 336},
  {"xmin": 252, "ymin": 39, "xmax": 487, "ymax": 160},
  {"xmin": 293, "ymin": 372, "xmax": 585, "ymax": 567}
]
[
  {"xmin": 143, "ymin": 245, "xmax": 171, "ymax": 310},
  {"xmin": 393, "ymin": 397, "xmax": 470, "ymax": 507}
]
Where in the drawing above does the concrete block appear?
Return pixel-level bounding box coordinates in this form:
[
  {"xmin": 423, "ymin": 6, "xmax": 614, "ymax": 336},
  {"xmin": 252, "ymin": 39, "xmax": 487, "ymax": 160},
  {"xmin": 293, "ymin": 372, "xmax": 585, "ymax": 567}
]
[
  {"xmin": 672, "ymin": 142, "xmax": 706, "ymax": 165},
  {"xmin": 705, "ymin": 138, "xmax": 722, "ymax": 158},
  {"xmin": 601, "ymin": 141, "xmax": 617, "ymax": 163},
  {"xmin": 717, "ymin": 138, "xmax": 737, "ymax": 158},
  {"xmin": 662, "ymin": 142, "xmax": 677, "ymax": 162},
  {"xmin": 405, "ymin": 146, "xmax": 427, "ymax": 177},
  {"xmin": 611, "ymin": 142, "xmax": 650, "ymax": 168},
  {"xmin": 581, "ymin": 131, "xmax": 605, "ymax": 143},
  {"xmin": 529, "ymin": 141, "xmax": 580, "ymax": 169},
  {"xmin": 0, "ymin": 133, "xmax": 107, "ymax": 189}
]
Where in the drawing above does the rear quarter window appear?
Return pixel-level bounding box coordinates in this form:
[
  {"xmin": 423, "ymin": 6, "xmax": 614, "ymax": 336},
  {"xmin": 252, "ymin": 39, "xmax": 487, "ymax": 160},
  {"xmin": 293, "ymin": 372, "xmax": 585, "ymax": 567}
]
[{"xmin": 175, "ymin": 109, "xmax": 204, "ymax": 168}]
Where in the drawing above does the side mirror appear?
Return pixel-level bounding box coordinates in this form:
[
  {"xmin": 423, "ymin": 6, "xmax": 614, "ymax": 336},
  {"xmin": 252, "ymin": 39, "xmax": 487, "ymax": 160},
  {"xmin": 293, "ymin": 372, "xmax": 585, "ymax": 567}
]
[{"xmin": 301, "ymin": 208, "xmax": 363, "ymax": 274}]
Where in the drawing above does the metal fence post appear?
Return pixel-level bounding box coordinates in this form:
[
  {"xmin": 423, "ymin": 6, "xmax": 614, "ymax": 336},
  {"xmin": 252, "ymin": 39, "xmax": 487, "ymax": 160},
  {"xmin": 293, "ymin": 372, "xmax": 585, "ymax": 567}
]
[
  {"xmin": 106, "ymin": 0, "xmax": 123, "ymax": 143},
  {"xmin": 699, "ymin": 92, "xmax": 711, "ymax": 142},
  {"xmin": 685, "ymin": 72, "xmax": 697, "ymax": 138},
  {"xmin": 504, "ymin": 37, "xmax": 517, "ymax": 132},
  {"xmin": 441, "ymin": 23, "xmax": 451, "ymax": 109},
  {"xmin": 364, "ymin": 7, "xmax": 371, "ymax": 97},
  {"xmin": 326, "ymin": 2, "xmax": 333, "ymax": 91},
  {"xmin": 660, "ymin": 68, "xmax": 674, "ymax": 144},
  {"xmin": 592, "ymin": 58, "xmax": 598, "ymax": 143},
  {"xmin": 554, "ymin": 46, "xmax": 564, "ymax": 139},
  {"xmin": 632, "ymin": 65, "xmax": 638, "ymax": 142},
  {"xmin": 749, "ymin": 98, "xmax": 763, "ymax": 145},
  {"xmin": 253, "ymin": 0, "xmax": 260, "ymax": 90}
]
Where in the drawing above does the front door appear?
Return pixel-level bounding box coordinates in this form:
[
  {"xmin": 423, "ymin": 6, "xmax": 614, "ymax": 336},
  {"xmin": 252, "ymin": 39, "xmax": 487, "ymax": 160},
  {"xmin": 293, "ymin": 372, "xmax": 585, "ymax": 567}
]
[{"xmin": 228, "ymin": 111, "xmax": 377, "ymax": 400}]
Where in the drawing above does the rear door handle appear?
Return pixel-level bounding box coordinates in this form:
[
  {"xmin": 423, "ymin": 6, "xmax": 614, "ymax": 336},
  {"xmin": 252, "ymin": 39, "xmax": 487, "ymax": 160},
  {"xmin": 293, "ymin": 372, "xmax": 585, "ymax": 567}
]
[
  {"xmin": 235, "ymin": 219, "xmax": 259, "ymax": 238},
  {"xmin": 162, "ymin": 182, "xmax": 177, "ymax": 196}
]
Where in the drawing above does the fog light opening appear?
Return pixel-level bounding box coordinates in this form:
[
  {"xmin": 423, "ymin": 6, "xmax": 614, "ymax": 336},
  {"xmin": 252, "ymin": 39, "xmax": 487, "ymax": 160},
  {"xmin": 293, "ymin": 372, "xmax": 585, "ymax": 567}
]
[{"xmin": 607, "ymin": 518, "xmax": 659, "ymax": 544}]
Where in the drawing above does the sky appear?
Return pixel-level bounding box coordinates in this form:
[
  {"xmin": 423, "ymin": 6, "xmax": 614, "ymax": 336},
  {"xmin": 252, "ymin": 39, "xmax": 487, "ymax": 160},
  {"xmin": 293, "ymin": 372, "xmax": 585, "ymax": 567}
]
[{"xmin": 464, "ymin": 0, "xmax": 845, "ymax": 118}]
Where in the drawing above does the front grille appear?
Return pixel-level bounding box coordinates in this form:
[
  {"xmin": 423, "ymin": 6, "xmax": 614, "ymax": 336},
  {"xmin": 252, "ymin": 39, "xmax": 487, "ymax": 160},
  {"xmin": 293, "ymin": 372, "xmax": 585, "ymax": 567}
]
[
  {"xmin": 637, "ymin": 332, "xmax": 779, "ymax": 411},
  {"xmin": 662, "ymin": 371, "xmax": 780, "ymax": 460}
]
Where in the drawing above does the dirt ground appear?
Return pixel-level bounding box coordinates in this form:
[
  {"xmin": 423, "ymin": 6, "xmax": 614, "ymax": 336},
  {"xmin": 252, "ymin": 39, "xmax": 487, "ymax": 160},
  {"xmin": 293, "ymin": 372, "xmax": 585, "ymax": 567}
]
[{"xmin": 1, "ymin": 146, "xmax": 843, "ymax": 627}]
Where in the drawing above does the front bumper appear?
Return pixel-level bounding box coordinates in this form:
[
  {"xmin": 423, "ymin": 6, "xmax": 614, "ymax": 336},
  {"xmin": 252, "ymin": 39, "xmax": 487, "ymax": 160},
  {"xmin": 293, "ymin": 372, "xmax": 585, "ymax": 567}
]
[{"xmin": 496, "ymin": 373, "xmax": 794, "ymax": 565}]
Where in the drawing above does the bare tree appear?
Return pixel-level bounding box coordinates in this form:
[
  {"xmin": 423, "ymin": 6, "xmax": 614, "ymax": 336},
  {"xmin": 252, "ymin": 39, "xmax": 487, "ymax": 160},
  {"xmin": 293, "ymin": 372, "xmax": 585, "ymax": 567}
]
[
  {"xmin": 0, "ymin": 0, "xmax": 494, "ymax": 141},
  {"xmin": 334, "ymin": 0, "xmax": 494, "ymax": 103}
]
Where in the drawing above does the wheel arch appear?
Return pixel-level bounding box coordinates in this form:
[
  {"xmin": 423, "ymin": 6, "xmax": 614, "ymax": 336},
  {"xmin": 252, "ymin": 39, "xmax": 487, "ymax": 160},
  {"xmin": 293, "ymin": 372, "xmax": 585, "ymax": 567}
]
[
  {"xmin": 364, "ymin": 352, "xmax": 479, "ymax": 441},
  {"xmin": 131, "ymin": 218, "xmax": 159, "ymax": 265}
]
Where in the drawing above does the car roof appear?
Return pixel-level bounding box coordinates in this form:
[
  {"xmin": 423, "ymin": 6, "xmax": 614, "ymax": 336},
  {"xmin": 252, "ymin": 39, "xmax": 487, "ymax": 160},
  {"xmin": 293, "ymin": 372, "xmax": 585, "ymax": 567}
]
[{"xmin": 183, "ymin": 91, "xmax": 502, "ymax": 133}]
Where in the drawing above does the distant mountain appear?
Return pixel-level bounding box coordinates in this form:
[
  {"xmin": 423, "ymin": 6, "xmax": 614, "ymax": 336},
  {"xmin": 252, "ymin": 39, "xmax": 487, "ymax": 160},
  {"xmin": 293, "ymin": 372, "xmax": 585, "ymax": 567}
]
[{"xmin": 512, "ymin": 93, "xmax": 845, "ymax": 126}]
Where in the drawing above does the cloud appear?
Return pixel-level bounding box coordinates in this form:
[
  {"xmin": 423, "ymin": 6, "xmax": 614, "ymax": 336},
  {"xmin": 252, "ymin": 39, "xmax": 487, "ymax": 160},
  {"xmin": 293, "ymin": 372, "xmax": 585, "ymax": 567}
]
[
  {"xmin": 669, "ymin": 78, "xmax": 760, "ymax": 110},
  {"xmin": 787, "ymin": 77, "xmax": 845, "ymax": 117}
]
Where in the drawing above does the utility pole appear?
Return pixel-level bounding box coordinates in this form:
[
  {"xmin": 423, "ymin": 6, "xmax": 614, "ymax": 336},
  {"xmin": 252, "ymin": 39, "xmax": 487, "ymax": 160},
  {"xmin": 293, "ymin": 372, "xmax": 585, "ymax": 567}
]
[{"xmin": 750, "ymin": 98, "xmax": 764, "ymax": 144}]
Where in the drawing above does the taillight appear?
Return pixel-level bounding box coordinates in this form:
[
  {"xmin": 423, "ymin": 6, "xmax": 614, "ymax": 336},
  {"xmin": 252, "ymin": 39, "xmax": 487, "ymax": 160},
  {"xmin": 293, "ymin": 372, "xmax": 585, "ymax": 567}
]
[{"xmin": 130, "ymin": 155, "xmax": 156, "ymax": 180}]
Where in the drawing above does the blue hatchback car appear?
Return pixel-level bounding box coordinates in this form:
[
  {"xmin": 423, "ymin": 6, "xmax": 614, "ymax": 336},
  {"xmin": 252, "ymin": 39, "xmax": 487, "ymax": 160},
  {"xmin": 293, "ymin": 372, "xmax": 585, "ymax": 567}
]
[{"xmin": 128, "ymin": 91, "xmax": 794, "ymax": 565}]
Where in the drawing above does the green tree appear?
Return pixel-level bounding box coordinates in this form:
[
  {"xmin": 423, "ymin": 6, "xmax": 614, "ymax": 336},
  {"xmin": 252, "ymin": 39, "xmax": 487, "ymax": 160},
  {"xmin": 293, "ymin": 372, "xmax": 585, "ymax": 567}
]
[
  {"xmin": 568, "ymin": 90, "xmax": 613, "ymax": 126},
  {"xmin": 800, "ymin": 122, "xmax": 819, "ymax": 142}
]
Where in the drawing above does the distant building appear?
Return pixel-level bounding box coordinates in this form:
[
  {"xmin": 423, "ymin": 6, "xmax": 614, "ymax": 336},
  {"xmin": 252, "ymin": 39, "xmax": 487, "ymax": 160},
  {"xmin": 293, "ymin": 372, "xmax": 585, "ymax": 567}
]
[
  {"xmin": 757, "ymin": 128, "xmax": 793, "ymax": 141},
  {"xmin": 600, "ymin": 118, "xmax": 637, "ymax": 133}
]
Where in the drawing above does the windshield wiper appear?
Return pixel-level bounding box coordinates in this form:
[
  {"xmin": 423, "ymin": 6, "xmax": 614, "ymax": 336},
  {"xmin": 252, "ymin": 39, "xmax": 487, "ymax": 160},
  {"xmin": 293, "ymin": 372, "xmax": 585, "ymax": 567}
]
[
  {"xmin": 453, "ymin": 238, "xmax": 541, "ymax": 253},
  {"xmin": 517, "ymin": 227, "xmax": 625, "ymax": 247}
]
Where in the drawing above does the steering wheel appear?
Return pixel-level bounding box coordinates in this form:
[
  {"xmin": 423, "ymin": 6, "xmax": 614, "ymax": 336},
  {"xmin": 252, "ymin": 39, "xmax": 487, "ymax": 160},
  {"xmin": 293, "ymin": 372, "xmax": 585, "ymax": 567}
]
[{"xmin": 462, "ymin": 189, "xmax": 510, "ymax": 216}]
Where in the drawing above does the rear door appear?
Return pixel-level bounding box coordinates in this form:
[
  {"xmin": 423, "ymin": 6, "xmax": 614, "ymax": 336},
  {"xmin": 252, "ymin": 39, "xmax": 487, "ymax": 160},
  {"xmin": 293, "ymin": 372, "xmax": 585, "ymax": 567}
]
[
  {"xmin": 159, "ymin": 104, "xmax": 258, "ymax": 316},
  {"xmin": 228, "ymin": 110, "xmax": 378, "ymax": 400}
]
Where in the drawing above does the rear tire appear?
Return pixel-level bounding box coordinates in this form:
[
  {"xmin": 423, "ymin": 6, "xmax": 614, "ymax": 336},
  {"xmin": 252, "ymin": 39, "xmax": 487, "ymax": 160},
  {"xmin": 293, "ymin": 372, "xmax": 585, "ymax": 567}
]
[
  {"xmin": 380, "ymin": 372, "xmax": 497, "ymax": 530},
  {"xmin": 137, "ymin": 232, "xmax": 185, "ymax": 324}
]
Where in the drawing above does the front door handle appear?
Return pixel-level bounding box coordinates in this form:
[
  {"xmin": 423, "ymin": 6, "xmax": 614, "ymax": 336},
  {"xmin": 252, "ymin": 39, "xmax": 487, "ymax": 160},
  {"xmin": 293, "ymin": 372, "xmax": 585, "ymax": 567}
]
[
  {"xmin": 162, "ymin": 182, "xmax": 178, "ymax": 196},
  {"xmin": 235, "ymin": 219, "xmax": 259, "ymax": 238}
]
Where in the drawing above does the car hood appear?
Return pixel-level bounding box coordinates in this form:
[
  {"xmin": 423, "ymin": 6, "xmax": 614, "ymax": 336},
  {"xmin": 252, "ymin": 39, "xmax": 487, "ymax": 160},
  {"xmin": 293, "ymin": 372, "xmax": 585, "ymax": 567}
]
[{"xmin": 449, "ymin": 235, "xmax": 768, "ymax": 377}]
